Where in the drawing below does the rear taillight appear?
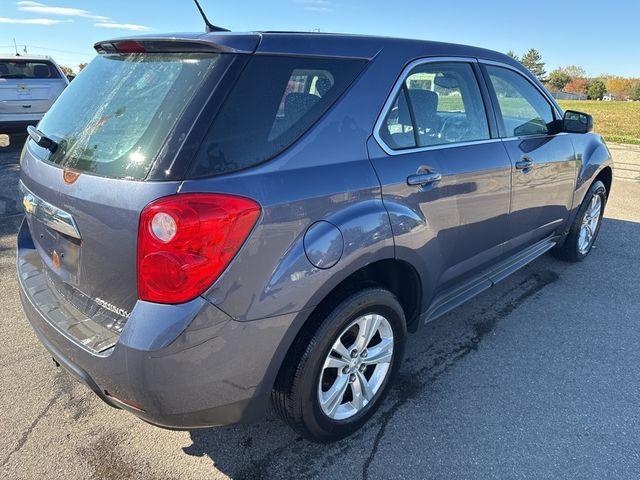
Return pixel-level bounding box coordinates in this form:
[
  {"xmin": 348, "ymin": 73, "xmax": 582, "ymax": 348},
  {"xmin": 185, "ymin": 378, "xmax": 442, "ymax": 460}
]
[{"xmin": 137, "ymin": 193, "xmax": 260, "ymax": 304}]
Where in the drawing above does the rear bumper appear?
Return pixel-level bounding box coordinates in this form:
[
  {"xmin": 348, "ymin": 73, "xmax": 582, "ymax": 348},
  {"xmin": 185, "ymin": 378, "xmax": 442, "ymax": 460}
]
[
  {"xmin": 0, "ymin": 113, "xmax": 44, "ymax": 129},
  {"xmin": 17, "ymin": 218, "xmax": 299, "ymax": 428},
  {"xmin": 0, "ymin": 116, "xmax": 41, "ymax": 134}
]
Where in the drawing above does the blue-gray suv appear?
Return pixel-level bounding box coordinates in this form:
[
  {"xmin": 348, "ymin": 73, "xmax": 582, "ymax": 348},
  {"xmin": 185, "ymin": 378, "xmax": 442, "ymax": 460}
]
[{"xmin": 17, "ymin": 31, "xmax": 613, "ymax": 441}]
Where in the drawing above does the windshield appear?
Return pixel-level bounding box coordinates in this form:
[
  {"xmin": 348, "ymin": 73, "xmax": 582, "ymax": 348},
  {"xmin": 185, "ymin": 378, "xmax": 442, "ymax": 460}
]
[{"xmin": 36, "ymin": 52, "xmax": 222, "ymax": 180}]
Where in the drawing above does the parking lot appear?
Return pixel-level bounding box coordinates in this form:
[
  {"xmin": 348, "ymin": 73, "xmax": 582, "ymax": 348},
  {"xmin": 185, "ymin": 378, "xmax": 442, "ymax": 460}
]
[{"xmin": 1, "ymin": 138, "xmax": 639, "ymax": 479}]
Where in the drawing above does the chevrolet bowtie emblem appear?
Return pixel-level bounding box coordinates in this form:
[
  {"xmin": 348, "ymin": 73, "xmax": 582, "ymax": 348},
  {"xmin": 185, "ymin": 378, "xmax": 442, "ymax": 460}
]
[{"xmin": 22, "ymin": 194, "xmax": 36, "ymax": 215}]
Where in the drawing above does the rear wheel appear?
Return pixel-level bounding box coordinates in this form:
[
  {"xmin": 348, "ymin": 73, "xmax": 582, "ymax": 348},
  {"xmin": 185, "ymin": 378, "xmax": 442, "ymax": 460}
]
[
  {"xmin": 553, "ymin": 180, "xmax": 607, "ymax": 262},
  {"xmin": 272, "ymin": 288, "xmax": 406, "ymax": 442}
]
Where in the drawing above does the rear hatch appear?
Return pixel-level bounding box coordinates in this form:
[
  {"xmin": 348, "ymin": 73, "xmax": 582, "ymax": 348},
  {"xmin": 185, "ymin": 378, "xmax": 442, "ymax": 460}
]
[
  {"xmin": 19, "ymin": 39, "xmax": 252, "ymax": 349},
  {"xmin": 0, "ymin": 59, "xmax": 66, "ymax": 115}
]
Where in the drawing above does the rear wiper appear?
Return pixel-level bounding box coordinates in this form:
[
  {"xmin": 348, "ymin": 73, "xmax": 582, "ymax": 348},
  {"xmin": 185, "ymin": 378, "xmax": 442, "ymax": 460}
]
[{"xmin": 27, "ymin": 125, "xmax": 58, "ymax": 153}]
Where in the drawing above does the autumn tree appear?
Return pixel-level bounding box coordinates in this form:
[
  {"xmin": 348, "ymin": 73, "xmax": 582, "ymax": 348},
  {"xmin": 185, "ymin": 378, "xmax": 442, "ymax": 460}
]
[
  {"xmin": 520, "ymin": 49, "xmax": 546, "ymax": 81},
  {"xmin": 565, "ymin": 78, "xmax": 588, "ymax": 95},
  {"xmin": 59, "ymin": 65, "xmax": 73, "ymax": 76},
  {"xmin": 630, "ymin": 82, "xmax": 640, "ymax": 101},
  {"xmin": 561, "ymin": 65, "xmax": 587, "ymax": 79},
  {"xmin": 604, "ymin": 76, "xmax": 631, "ymax": 99},
  {"xmin": 547, "ymin": 68, "xmax": 572, "ymax": 91},
  {"xmin": 78, "ymin": 62, "xmax": 88, "ymax": 71}
]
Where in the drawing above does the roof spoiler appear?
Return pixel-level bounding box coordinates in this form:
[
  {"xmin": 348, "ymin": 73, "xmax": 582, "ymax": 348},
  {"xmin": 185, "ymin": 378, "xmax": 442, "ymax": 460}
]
[{"xmin": 94, "ymin": 34, "xmax": 260, "ymax": 55}]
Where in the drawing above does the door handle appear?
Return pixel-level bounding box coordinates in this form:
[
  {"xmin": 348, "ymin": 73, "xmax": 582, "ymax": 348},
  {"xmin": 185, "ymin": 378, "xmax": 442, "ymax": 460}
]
[
  {"xmin": 407, "ymin": 172, "xmax": 442, "ymax": 187},
  {"xmin": 515, "ymin": 157, "xmax": 534, "ymax": 170}
]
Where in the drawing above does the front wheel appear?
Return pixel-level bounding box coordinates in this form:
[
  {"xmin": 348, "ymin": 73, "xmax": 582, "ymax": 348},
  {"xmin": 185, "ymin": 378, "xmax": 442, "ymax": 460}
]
[
  {"xmin": 553, "ymin": 180, "xmax": 607, "ymax": 262},
  {"xmin": 272, "ymin": 288, "xmax": 406, "ymax": 442}
]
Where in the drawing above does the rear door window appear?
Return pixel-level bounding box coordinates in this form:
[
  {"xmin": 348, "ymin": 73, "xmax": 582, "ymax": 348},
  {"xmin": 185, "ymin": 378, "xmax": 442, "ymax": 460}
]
[
  {"xmin": 379, "ymin": 62, "xmax": 490, "ymax": 150},
  {"xmin": 0, "ymin": 60, "xmax": 61, "ymax": 79},
  {"xmin": 35, "ymin": 53, "xmax": 224, "ymax": 180},
  {"xmin": 189, "ymin": 55, "xmax": 367, "ymax": 177}
]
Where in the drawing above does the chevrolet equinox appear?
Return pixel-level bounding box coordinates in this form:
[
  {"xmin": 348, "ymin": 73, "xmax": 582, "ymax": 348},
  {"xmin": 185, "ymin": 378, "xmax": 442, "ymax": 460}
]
[{"xmin": 17, "ymin": 31, "xmax": 613, "ymax": 441}]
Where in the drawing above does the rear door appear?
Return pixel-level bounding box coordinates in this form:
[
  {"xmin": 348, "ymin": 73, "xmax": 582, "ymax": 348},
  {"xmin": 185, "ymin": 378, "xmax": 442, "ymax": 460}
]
[
  {"xmin": 367, "ymin": 59, "xmax": 512, "ymax": 306},
  {"xmin": 481, "ymin": 63, "xmax": 577, "ymax": 253}
]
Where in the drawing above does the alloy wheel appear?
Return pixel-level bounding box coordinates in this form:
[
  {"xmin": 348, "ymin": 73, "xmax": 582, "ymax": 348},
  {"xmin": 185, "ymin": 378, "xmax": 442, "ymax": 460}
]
[
  {"xmin": 318, "ymin": 313, "xmax": 394, "ymax": 420},
  {"xmin": 578, "ymin": 193, "xmax": 602, "ymax": 255}
]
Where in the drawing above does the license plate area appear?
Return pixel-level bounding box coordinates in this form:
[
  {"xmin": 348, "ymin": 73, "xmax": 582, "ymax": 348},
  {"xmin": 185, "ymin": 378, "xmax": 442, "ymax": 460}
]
[{"xmin": 29, "ymin": 216, "xmax": 82, "ymax": 285}]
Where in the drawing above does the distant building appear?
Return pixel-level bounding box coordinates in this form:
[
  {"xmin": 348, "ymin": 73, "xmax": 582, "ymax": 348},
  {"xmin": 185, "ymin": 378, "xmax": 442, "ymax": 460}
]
[
  {"xmin": 551, "ymin": 91, "xmax": 588, "ymax": 101},
  {"xmin": 603, "ymin": 94, "xmax": 616, "ymax": 101}
]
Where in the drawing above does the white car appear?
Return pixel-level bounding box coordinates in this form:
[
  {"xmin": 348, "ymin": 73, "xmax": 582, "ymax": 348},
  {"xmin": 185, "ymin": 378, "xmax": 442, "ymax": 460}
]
[{"xmin": 0, "ymin": 55, "xmax": 68, "ymax": 135}]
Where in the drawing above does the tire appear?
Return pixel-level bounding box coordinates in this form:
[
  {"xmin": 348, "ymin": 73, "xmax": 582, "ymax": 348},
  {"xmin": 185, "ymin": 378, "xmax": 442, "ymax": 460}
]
[
  {"xmin": 272, "ymin": 288, "xmax": 407, "ymax": 442},
  {"xmin": 553, "ymin": 180, "xmax": 607, "ymax": 262}
]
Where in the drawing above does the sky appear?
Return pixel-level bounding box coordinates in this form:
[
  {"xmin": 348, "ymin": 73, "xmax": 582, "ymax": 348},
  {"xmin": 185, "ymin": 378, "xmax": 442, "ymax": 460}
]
[{"xmin": 0, "ymin": 0, "xmax": 638, "ymax": 76}]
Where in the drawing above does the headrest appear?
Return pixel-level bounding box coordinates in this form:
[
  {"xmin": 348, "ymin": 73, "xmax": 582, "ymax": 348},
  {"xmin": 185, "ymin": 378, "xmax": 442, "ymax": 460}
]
[
  {"xmin": 33, "ymin": 64, "xmax": 51, "ymax": 78},
  {"xmin": 315, "ymin": 77, "xmax": 332, "ymax": 96},
  {"xmin": 396, "ymin": 89, "xmax": 439, "ymax": 130},
  {"xmin": 406, "ymin": 89, "xmax": 438, "ymax": 129},
  {"xmin": 284, "ymin": 92, "xmax": 320, "ymax": 120}
]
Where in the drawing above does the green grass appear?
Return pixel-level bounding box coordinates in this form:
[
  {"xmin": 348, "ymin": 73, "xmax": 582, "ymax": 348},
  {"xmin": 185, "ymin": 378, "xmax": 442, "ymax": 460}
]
[
  {"xmin": 558, "ymin": 100, "xmax": 640, "ymax": 145},
  {"xmin": 437, "ymin": 95, "xmax": 464, "ymax": 111}
]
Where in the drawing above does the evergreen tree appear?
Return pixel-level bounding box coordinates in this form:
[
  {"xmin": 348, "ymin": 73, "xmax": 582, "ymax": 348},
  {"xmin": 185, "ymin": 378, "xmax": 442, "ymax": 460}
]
[
  {"xmin": 520, "ymin": 49, "xmax": 546, "ymax": 81},
  {"xmin": 586, "ymin": 79, "xmax": 607, "ymax": 100}
]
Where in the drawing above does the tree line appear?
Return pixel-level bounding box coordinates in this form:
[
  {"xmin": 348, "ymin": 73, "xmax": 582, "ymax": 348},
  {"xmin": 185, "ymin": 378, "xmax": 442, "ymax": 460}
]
[
  {"xmin": 506, "ymin": 49, "xmax": 640, "ymax": 101},
  {"xmin": 58, "ymin": 62, "xmax": 88, "ymax": 79}
]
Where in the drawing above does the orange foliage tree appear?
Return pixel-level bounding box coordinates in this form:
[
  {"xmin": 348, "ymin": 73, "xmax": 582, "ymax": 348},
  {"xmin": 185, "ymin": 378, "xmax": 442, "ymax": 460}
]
[{"xmin": 565, "ymin": 78, "xmax": 588, "ymax": 95}]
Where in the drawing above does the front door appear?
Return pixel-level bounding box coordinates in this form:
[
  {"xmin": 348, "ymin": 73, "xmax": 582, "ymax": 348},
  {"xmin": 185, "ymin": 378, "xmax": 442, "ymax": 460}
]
[
  {"xmin": 367, "ymin": 60, "xmax": 512, "ymax": 307},
  {"xmin": 482, "ymin": 64, "xmax": 577, "ymax": 253}
]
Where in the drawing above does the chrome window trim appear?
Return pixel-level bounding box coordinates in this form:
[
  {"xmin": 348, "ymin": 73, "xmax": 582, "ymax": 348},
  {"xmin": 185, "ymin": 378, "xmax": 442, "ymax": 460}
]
[
  {"xmin": 501, "ymin": 132, "xmax": 570, "ymax": 143},
  {"xmin": 373, "ymin": 56, "xmax": 494, "ymax": 157},
  {"xmin": 478, "ymin": 59, "xmax": 564, "ymax": 122},
  {"xmin": 377, "ymin": 138, "xmax": 503, "ymax": 156},
  {"xmin": 19, "ymin": 180, "xmax": 81, "ymax": 239}
]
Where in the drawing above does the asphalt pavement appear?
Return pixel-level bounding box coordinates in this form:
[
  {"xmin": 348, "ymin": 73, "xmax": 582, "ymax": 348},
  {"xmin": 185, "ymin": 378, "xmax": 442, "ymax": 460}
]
[{"xmin": 1, "ymin": 137, "xmax": 639, "ymax": 479}]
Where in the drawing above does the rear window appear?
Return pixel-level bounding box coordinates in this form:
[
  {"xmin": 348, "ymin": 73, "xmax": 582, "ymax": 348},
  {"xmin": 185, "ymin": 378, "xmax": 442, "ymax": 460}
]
[
  {"xmin": 189, "ymin": 55, "xmax": 367, "ymax": 177},
  {"xmin": 36, "ymin": 53, "xmax": 223, "ymax": 180},
  {"xmin": 0, "ymin": 60, "xmax": 61, "ymax": 79}
]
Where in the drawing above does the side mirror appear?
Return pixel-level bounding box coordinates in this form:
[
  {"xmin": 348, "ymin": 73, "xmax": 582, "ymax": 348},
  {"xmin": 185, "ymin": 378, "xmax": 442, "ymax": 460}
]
[
  {"xmin": 563, "ymin": 110, "xmax": 593, "ymax": 134},
  {"xmin": 66, "ymin": 74, "xmax": 75, "ymax": 82}
]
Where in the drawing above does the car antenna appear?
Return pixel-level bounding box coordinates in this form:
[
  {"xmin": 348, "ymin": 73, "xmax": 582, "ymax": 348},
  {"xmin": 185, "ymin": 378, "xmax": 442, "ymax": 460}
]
[{"xmin": 193, "ymin": 0, "xmax": 230, "ymax": 32}]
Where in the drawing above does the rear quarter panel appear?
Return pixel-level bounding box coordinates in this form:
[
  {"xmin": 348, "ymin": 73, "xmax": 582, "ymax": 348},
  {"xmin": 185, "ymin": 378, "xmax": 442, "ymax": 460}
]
[{"xmin": 181, "ymin": 127, "xmax": 394, "ymax": 322}]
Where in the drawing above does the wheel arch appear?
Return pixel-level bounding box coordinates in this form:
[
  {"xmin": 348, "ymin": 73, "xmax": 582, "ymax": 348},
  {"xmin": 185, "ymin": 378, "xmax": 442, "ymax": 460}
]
[
  {"xmin": 302, "ymin": 258, "xmax": 423, "ymax": 334},
  {"xmin": 593, "ymin": 165, "xmax": 612, "ymax": 199},
  {"xmin": 266, "ymin": 258, "xmax": 422, "ymax": 398}
]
